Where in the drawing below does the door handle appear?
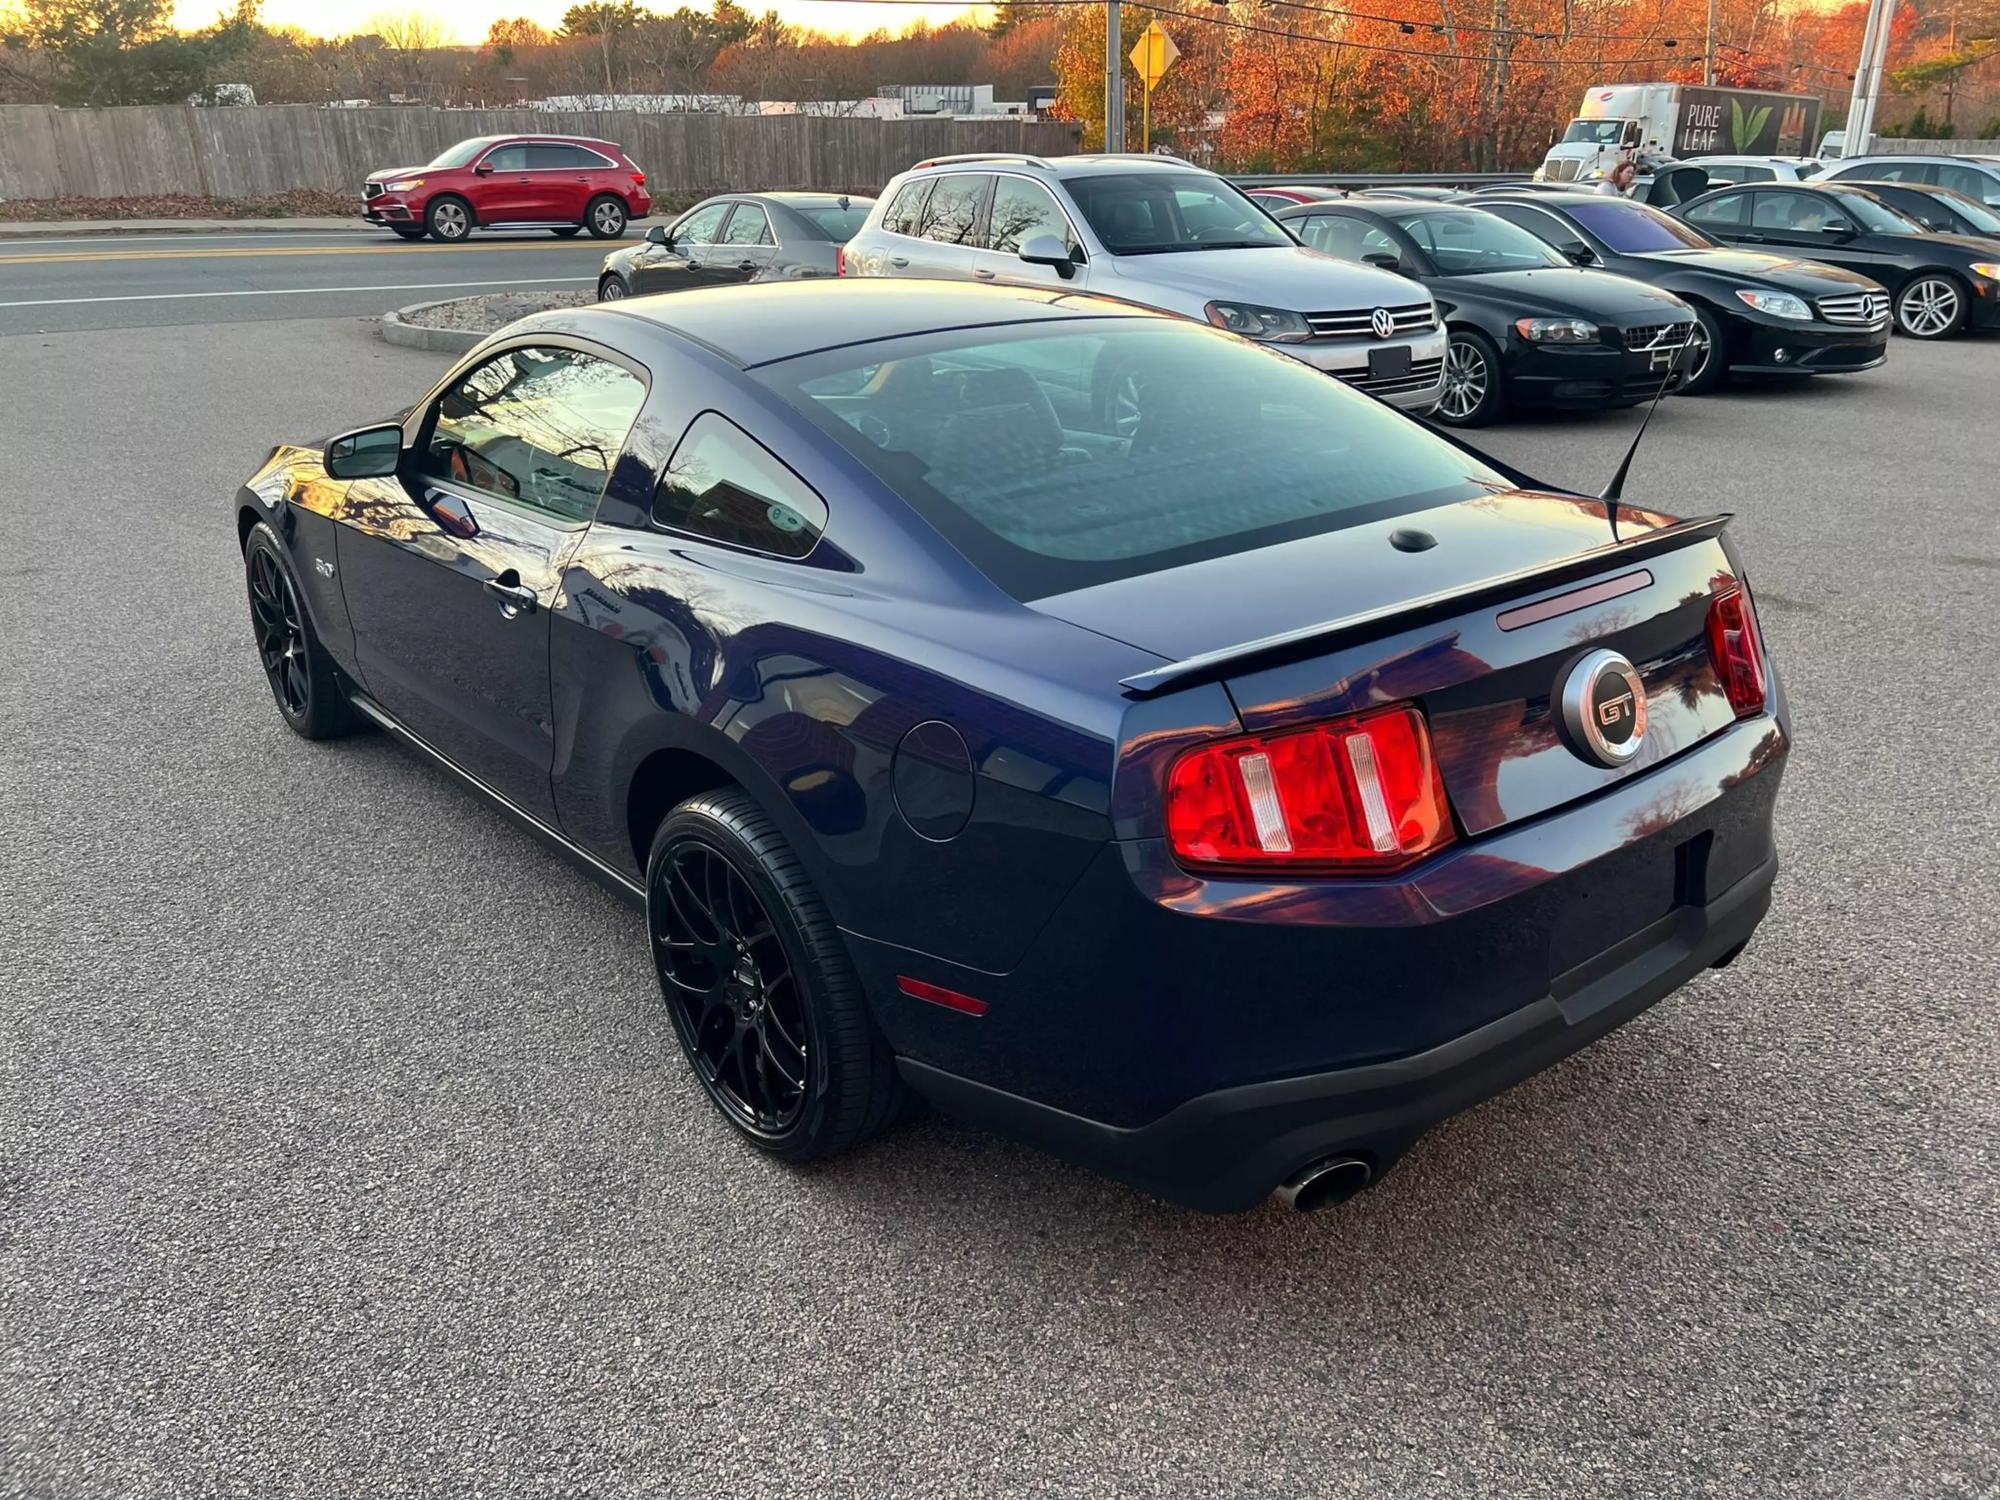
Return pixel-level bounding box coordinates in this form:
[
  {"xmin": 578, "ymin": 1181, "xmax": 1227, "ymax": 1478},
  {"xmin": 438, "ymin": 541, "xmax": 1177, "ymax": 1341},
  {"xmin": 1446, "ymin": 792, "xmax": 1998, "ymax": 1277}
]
[
  {"xmin": 737, "ymin": 259, "xmax": 757, "ymax": 270},
  {"xmin": 889, "ymin": 255, "xmax": 909, "ymax": 267},
  {"xmin": 974, "ymin": 267, "xmax": 996, "ymax": 279},
  {"xmin": 483, "ymin": 572, "xmax": 538, "ymax": 618}
]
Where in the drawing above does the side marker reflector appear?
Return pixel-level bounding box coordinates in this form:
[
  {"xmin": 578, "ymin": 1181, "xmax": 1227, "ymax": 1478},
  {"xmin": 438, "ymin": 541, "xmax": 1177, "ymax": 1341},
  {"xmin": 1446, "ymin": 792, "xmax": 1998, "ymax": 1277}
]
[{"xmin": 897, "ymin": 976, "xmax": 989, "ymax": 1017}]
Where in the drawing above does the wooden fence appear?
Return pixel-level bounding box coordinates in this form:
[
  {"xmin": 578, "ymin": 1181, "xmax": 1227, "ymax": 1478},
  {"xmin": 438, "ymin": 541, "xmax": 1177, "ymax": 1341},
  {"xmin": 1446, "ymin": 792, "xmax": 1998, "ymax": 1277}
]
[
  {"xmin": 1868, "ymin": 137, "xmax": 2000, "ymax": 155},
  {"xmin": 0, "ymin": 104, "xmax": 1081, "ymax": 202}
]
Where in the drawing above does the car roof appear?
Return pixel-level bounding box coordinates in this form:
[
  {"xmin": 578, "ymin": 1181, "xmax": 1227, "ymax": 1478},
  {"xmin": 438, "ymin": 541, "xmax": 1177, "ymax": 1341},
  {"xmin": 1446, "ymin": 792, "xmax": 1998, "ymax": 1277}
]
[
  {"xmin": 586, "ymin": 280, "xmax": 1156, "ymax": 369},
  {"xmin": 745, "ymin": 191, "xmax": 875, "ymax": 205}
]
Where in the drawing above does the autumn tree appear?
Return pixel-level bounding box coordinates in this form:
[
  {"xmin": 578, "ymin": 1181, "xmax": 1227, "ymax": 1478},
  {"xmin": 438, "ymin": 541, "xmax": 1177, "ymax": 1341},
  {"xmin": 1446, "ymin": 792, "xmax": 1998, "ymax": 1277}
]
[{"xmin": 1, "ymin": 0, "xmax": 255, "ymax": 104}]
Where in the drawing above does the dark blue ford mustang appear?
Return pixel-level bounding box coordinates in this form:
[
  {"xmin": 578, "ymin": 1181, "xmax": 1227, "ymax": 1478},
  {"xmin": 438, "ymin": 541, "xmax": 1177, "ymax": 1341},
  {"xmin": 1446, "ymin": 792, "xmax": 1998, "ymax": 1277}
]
[{"xmin": 234, "ymin": 280, "xmax": 1786, "ymax": 1212}]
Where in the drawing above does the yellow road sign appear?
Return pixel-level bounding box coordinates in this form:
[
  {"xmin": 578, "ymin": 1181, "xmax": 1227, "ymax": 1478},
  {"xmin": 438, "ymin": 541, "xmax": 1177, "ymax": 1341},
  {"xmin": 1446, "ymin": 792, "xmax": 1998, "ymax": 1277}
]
[{"xmin": 1129, "ymin": 22, "xmax": 1179, "ymax": 93}]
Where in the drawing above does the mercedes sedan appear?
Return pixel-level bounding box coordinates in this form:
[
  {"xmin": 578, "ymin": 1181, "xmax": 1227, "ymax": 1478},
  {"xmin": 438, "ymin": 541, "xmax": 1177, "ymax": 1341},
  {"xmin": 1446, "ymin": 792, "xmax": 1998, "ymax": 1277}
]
[{"xmin": 233, "ymin": 281, "xmax": 1787, "ymax": 1213}]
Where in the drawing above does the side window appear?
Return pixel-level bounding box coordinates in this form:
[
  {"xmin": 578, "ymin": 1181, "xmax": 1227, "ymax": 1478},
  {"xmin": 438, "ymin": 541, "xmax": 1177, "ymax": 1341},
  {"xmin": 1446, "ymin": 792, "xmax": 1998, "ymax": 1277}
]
[
  {"xmin": 673, "ymin": 202, "xmax": 729, "ymax": 246},
  {"xmin": 1686, "ymin": 191, "xmax": 1749, "ymax": 228},
  {"xmin": 883, "ymin": 178, "xmax": 932, "ymax": 237},
  {"xmin": 481, "ymin": 144, "xmax": 530, "ymax": 171},
  {"xmin": 988, "ymin": 177, "xmax": 1073, "ymax": 254},
  {"xmin": 917, "ymin": 174, "xmax": 988, "ymax": 246},
  {"xmin": 1294, "ymin": 213, "xmax": 1338, "ymax": 252},
  {"xmin": 422, "ymin": 346, "xmax": 646, "ymax": 524},
  {"xmin": 654, "ymin": 413, "xmax": 828, "ymax": 559},
  {"xmin": 1751, "ymin": 192, "xmax": 1834, "ymax": 231},
  {"xmin": 722, "ymin": 205, "xmax": 774, "ymax": 246},
  {"xmin": 1937, "ymin": 164, "xmax": 2000, "ymax": 206}
]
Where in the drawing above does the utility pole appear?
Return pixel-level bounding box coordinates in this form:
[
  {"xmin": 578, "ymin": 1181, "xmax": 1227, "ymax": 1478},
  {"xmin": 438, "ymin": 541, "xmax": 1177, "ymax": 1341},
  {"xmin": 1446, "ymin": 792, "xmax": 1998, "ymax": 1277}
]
[
  {"xmin": 1844, "ymin": 0, "xmax": 1898, "ymax": 154},
  {"xmin": 1704, "ymin": 0, "xmax": 1717, "ymax": 84},
  {"xmin": 1105, "ymin": 1, "xmax": 1124, "ymax": 151}
]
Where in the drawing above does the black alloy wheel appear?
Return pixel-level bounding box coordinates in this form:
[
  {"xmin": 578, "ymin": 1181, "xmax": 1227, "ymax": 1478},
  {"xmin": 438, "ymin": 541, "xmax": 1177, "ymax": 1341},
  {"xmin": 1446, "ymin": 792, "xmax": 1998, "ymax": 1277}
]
[
  {"xmin": 647, "ymin": 789, "xmax": 910, "ymax": 1161},
  {"xmin": 1435, "ymin": 329, "xmax": 1504, "ymax": 426},
  {"xmin": 243, "ymin": 522, "xmax": 355, "ymax": 740},
  {"xmin": 597, "ymin": 274, "xmax": 630, "ymax": 301},
  {"xmin": 586, "ymin": 195, "xmax": 628, "ymax": 239},
  {"xmin": 426, "ymin": 195, "xmax": 472, "ymax": 243}
]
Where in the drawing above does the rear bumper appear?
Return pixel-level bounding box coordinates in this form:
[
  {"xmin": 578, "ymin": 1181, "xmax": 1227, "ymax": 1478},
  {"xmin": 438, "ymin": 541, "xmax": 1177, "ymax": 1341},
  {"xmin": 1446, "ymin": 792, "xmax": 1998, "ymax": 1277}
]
[{"xmin": 901, "ymin": 846, "xmax": 1774, "ymax": 1212}]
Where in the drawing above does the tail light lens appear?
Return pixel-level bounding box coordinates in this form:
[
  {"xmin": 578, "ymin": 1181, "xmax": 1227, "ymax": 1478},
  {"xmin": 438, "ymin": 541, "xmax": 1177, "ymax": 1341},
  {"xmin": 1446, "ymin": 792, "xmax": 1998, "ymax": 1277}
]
[
  {"xmin": 1706, "ymin": 585, "xmax": 1768, "ymax": 718},
  {"xmin": 835, "ymin": 244, "xmax": 847, "ymax": 277},
  {"xmin": 631, "ymin": 171, "xmax": 647, "ymax": 187},
  {"xmin": 1166, "ymin": 704, "xmax": 1456, "ymax": 875}
]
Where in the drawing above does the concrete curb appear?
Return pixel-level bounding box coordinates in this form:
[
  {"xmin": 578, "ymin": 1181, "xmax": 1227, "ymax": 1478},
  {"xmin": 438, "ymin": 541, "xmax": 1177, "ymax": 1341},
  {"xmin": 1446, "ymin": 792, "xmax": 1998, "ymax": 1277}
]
[
  {"xmin": 379, "ymin": 298, "xmax": 486, "ymax": 354},
  {"xmin": 0, "ymin": 217, "xmax": 365, "ymax": 240}
]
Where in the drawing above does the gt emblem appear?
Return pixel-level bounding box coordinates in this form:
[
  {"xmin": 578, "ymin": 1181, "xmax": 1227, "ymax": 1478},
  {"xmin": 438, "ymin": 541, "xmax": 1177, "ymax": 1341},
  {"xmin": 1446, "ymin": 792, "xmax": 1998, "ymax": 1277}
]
[
  {"xmin": 315, "ymin": 559, "xmax": 335, "ymax": 578},
  {"xmin": 1559, "ymin": 648, "xmax": 1648, "ymax": 767},
  {"xmin": 1370, "ymin": 307, "xmax": 1396, "ymax": 339}
]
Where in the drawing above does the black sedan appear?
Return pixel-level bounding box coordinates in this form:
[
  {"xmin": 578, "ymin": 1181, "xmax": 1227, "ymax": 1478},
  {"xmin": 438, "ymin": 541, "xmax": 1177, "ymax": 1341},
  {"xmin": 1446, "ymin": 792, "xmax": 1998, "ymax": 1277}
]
[
  {"xmin": 1836, "ymin": 180, "xmax": 2000, "ymax": 245},
  {"xmin": 231, "ymin": 281, "xmax": 1787, "ymax": 1214},
  {"xmin": 598, "ymin": 191, "xmax": 873, "ymax": 300},
  {"xmin": 1277, "ymin": 198, "xmax": 1700, "ymax": 425},
  {"xmin": 1475, "ymin": 191, "xmax": 1891, "ymax": 391},
  {"xmin": 1672, "ymin": 181, "xmax": 2000, "ymax": 339}
]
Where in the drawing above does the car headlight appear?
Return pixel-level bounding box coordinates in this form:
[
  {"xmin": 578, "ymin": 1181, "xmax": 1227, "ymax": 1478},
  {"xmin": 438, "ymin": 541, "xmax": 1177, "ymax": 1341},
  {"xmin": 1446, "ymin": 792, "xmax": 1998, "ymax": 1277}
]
[
  {"xmin": 1971, "ymin": 262, "xmax": 2000, "ymax": 281},
  {"xmin": 1204, "ymin": 301, "xmax": 1313, "ymax": 343},
  {"xmin": 1735, "ymin": 288, "xmax": 1811, "ymax": 320},
  {"xmin": 1515, "ymin": 317, "xmax": 1599, "ymax": 342},
  {"xmin": 383, "ymin": 178, "xmax": 424, "ymax": 193}
]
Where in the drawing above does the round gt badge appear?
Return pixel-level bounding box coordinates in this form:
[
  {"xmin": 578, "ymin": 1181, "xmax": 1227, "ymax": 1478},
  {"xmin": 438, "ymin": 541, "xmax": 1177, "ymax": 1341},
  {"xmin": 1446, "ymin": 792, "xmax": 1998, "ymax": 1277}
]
[{"xmin": 1559, "ymin": 648, "xmax": 1648, "ymax": 767}]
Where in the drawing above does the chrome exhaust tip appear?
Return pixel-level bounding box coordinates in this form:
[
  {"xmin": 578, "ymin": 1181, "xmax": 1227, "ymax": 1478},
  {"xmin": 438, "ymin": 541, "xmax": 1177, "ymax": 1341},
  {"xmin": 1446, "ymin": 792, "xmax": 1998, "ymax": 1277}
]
[{"xmin": 1274, "ymin": 1156, "xmax": 1373, "ymax": 1213}]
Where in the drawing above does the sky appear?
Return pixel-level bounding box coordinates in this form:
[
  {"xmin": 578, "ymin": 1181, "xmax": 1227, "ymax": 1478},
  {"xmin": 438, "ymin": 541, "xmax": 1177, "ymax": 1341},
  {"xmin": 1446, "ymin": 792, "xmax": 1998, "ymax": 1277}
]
[{"xmin": 172, "ymin": 0, "xmax": 997, "ymax": 43}]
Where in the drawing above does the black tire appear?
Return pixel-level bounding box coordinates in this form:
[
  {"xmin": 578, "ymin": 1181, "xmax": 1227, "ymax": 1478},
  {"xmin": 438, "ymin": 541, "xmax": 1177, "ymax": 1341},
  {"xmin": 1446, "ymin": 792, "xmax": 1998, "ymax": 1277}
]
[
  {"xmin": 597, "ymin": 273, "xmax": 631, "ymax": 302},
  {"xmin": 1678, "ymin": 304, "xmax": 1728, "ymax": 396},
  {"xmin": 552, "ymin": 225, "xmax": 584, "ymax": 238},
  {"xmin": 647, "ymin": 788, "xmax": 911, "ymax": 1161},
  {"xmin": 1435, "ymin": 327, "xmax": 1506, "ymax": 426},
  {"xmin": 243, "ymin": 522, "xmax": 357, "ymax": 740},
  {"xmin": 390, "ymin": 226, "xmax": 425, "ymax": 240},
  {"xmin": 584, "ymin": 194, "xmax": 628, "ymax": 239},
  {"xmin": 1893, "ymin": 273, "xmax": 1969, "ymax": 339},
  {"xmin": 425, "ymin": 195, "xmax": 473, "ymax": 243}
]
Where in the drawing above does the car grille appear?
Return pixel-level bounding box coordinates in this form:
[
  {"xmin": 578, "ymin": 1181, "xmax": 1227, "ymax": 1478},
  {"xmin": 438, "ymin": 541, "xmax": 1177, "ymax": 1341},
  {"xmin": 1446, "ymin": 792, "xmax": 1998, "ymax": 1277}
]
[
  {"xmin": 1816, "ymin": 291, "xmax": 1890, "ymax": 325},
  {"xmin": 1305, "ymin": 303, "xmax": 1437, "ymax": 339},
  {"xmin": 1545, "ymin": 159, "xmax": 1583, "ymax": 183},
  {"xmin": 1345, "ymin": 356, "xmax": 1444, "ymax": 397},
  {"xmin": 1618, "ymin": 320, "xmax": 1697, "ymax": 351},
  {"xmin": 363, "ymin": 181, "xmax": 384, "ymax": 199}
]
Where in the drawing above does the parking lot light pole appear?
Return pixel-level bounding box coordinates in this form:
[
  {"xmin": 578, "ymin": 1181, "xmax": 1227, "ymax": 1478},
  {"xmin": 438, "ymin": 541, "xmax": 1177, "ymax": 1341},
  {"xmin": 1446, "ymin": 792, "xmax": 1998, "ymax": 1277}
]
[{"xmin": 1106, "ymin": 1, "xmax": 1124, "ymax": 151}]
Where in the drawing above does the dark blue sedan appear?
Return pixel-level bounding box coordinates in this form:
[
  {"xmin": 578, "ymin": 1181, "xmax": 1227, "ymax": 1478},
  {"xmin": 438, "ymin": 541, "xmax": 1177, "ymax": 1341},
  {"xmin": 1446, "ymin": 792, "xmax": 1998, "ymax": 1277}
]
[{"xmin": 233, "ymin": 280, "xmax": 1787, "ymax": 1213}]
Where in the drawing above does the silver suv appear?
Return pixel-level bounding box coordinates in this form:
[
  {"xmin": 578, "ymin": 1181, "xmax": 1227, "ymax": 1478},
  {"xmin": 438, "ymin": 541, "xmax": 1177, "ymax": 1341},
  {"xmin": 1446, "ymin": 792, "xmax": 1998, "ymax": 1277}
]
[
  {"xmin": 1817, "ymin": 154, "xmax": 2000, "ymax": 210},
  {"xmin": 841, "ymin": 153, "xmax": 1446, "ymax": 414}
]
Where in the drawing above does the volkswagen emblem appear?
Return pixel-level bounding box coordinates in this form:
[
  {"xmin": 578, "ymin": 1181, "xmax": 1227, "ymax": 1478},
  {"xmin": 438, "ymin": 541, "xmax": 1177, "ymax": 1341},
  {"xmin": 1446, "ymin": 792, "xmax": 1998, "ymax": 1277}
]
[
  {"xmin": 1559, "ymin": 648, "xmax": 1649, "ymax": 767},
  {"xmin": 1370, "ymin": 307, "xmax": 1396, "ymax": 339}
]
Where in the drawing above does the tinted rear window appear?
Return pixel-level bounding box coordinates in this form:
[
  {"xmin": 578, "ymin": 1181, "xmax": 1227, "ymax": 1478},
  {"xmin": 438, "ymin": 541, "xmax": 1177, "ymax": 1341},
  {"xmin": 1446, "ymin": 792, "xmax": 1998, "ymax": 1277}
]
[
  {"xmin": 1565, "ymin": 200, "xmax": 1714, "ymax": 252},
  {"xmin": 756, "ymin": 321, "xmax": 1505, "ymax": 601},
  {"xmin": 796, "ymin": 204, "xmax": 872, "ymax": 241}
]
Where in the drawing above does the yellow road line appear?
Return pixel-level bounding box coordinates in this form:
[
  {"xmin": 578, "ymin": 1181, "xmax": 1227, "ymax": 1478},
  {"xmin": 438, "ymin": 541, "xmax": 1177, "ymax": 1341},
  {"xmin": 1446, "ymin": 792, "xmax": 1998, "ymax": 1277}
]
[{"xmin": 0, "ymin": 241, "xmax": 610, "ymax": 267}]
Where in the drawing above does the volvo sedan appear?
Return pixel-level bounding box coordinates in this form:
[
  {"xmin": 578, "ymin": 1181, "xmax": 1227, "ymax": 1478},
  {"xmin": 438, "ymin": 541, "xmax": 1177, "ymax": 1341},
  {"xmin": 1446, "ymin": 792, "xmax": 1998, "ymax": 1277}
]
[{"xmin": 233, "ymin": 281, "xmax": 1787, "ymax": 1213}]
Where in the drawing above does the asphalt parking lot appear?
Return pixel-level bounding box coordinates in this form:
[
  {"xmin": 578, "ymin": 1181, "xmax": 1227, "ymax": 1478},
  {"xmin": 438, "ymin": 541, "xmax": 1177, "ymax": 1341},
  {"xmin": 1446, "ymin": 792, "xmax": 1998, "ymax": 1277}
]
[{"xmin": 2, "ymin": 293, "xmax": 1996, "ymax": 1497}]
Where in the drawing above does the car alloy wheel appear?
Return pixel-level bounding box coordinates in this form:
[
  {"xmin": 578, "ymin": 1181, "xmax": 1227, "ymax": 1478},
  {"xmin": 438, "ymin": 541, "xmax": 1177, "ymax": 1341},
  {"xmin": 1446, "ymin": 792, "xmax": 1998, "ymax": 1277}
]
[
  {"xmin": 248, "ymin": 545, "xmax": 309, "ymax": 718},
  {"xmin": 1437, "ymin": 336, "xmax": 1492, "ymax": 424},
  {"xmin": 598, "ymin": 275, "xmax": 628, "ymax": 301},
  {"xmin": 1682, "ymin": 319, "xmax": 1713, "ymax": 385},
  {"xmin": 588, "ymin": 197, "xmax": 627, "ymax": 238},
  {"xmin": 653, "ymin": 838, "xmax": 811, "ymax": 1136},
  {"xmin": 427, "ymin": 198, "xmax": 470, "ymax": 242},
  {"xmin": 1895, "ymin": 277, "xmax": 1962, "ymax": 338}
]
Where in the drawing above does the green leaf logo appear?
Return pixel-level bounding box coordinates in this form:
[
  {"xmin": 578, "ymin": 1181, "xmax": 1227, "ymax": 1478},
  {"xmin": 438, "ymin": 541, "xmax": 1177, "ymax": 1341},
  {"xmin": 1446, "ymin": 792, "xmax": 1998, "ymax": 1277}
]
[{"xmin": 1731, "ymin": 101, "xmax": 1774, "ymax": 151}]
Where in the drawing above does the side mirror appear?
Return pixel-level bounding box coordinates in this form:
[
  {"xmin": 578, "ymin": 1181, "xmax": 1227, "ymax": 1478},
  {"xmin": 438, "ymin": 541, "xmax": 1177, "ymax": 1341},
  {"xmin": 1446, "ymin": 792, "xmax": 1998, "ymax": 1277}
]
[
  {"xmin": 646, "ymin": 224, "xmax": 669, "ymax": 246},
  {"xmin": 324, "ymin": 423, "xmax": 403, "ymax": 480},
  {"xmin": 1563, "ymin": 244, "xmax": 1597, "ymax": 266},
  {"xmin": 1821, "ymin": 222, "xmax": 1856, "ymax": 240},
  {"xmin": 1361, "ymin": 251, "xmax": 1404, "ymax": 274},
  {"xmin": 1017, "ymin": 233, "xmax": 1078, "ymax": 279},
  {"xmin": 473, "ymin": 162, "xmax": 494, "ymax": 176}
]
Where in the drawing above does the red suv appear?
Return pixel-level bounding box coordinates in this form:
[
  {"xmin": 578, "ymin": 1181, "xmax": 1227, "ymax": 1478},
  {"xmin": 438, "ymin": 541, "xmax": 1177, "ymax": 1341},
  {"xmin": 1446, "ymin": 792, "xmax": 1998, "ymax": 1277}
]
[{"xmin": 362, "ymin": 134, "xmax": 652, "ymax": 243}]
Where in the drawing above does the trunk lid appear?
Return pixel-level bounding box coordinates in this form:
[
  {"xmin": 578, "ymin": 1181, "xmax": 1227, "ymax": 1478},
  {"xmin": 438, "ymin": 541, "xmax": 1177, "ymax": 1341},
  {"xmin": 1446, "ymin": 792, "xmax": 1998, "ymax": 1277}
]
[{"xmin": 1038, "ymin": 491, "xmax": 1746, "ymax": 837}]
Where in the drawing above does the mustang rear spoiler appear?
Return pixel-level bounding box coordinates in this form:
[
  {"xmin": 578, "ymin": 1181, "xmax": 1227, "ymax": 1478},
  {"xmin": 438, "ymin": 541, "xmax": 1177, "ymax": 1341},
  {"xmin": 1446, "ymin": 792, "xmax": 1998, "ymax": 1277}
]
[{"xmin": 1119, "ymin": 512, "xmax": 1734, "ymax": 698}]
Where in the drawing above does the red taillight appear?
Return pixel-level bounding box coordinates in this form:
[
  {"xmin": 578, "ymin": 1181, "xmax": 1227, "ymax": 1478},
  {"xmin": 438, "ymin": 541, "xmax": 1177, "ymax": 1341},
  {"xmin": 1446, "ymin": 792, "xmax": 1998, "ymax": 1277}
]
[
  {"xmin": 835, "ymin": 244, "xmax": 847, "ymax": 277},
  {"xmin": 1165, "ymin": 704, "xmax": 1456, "ymax": 875},
  {"xmin": 631, "ymin": 170, "xmax": 646, "ymax": 187},
  {"xmin": 1706, "ymin": 585, "xmax": 1768, "ymax": 718}
]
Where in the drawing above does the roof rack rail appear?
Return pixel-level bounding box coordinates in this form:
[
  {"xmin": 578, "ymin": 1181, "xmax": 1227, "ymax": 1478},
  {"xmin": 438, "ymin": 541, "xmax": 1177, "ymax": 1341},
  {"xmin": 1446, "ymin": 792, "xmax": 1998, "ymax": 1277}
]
[
  {"xmin": 910, "ymin": 152, "xmax": 1052, "ymax": 170},
  {"xmin": 1071, "ymin": 152, "xmax": 1196, "ymax": 166}
]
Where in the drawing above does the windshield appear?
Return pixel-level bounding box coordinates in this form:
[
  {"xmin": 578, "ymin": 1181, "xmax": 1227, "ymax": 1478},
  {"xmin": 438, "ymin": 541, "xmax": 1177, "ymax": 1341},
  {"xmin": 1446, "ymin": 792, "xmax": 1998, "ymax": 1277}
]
[
  {"xmin": 1562, "ymin": 119, "xmax": 1630, "ymax": 146},
  {"xmin": 1931, "ymin": 190, "xmax": 2000, "ymax": 233},
  {"xmin": 757, "ymin": 321, "xmax": 1505, "ymax": 601},
  {"xmin": 1066, "ymin": 171, "xmax": 1295, "ymax": 255},
  {"xmin": 796, "ymin": 204, "xmax": 873, "ymax": 241},
  {"xmin": 1829, "ymin": 190, "xmax": 1930, "ymax": 234},
  {"xmin": 1565, "ymin": 199, "xmax": 1716, "ymax": 253},
  {"xmin": 1387, "ymin": 208, "xmax": 1565, "ymax": 272},
  {"xmin": 425, "ymin": 137, "xmax": 498, "ymax": 170}
]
